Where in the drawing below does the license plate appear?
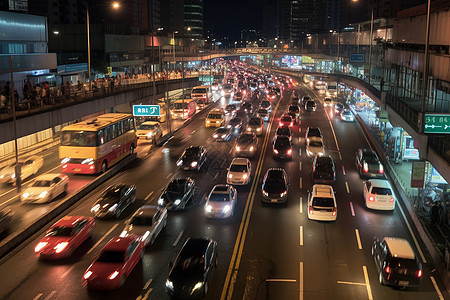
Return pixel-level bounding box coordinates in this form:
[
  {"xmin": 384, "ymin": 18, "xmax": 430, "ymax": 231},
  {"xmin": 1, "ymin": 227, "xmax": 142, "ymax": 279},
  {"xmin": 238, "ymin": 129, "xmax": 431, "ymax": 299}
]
[
  {"xmin": 398, "ymin": 281, "xmax": 409, "ymax": 286},
  {"xmin": 271, "ymin": 199, "xmax": 278, "ymax": 203},
  {"xmin": 74, "ymin": 168, "xmax": 81, "ymax": 172}
]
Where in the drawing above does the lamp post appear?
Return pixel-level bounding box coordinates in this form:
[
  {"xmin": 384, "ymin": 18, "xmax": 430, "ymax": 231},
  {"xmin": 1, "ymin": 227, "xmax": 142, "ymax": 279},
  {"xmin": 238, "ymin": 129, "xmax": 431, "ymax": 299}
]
[{"xmin": 87, "ymin": 2, "xmax": 120, "ymax": 92}]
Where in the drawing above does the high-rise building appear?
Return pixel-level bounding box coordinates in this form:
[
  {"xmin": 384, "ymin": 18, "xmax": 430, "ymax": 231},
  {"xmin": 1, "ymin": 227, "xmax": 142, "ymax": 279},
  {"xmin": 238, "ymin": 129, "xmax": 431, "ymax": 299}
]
[
  {"xmin": 148, "ymin": 0, "xmax": 161, "ymax": 32},
  {"xmin": 262, "ymin": 0, "xmax": 278, "ymax": 40},
  {"xmin": 161, "ymin": 0, "xmax": 203, "ymax": 38},
  {"xmin": 324, "ymin": 0, "xmax": 341, "ymax": 31},
  {"xmin": 369, "ymin": 0, "xmax": 426, "ymax": 19},
  {"xmin": 0, "ymin": 0, "xmax": 28, "ymax": 12},
  {"xmin": 28, "ymin": 0, "xmax": 87, "ymax": 25}
]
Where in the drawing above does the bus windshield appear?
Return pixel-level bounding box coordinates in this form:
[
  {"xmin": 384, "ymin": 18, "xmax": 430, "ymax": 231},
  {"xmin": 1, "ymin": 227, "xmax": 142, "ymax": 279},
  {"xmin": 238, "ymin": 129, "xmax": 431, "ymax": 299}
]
[{"xmin": 61, "ymin": 131, "xmax": 97, "ymax": 147}]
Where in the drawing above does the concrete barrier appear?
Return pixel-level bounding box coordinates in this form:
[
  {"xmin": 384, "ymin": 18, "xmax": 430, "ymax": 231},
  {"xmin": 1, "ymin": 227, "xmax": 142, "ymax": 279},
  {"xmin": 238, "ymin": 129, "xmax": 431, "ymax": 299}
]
[{"xmin": 0, "ymin": 153, "xmax": 136, "ymax": 259}]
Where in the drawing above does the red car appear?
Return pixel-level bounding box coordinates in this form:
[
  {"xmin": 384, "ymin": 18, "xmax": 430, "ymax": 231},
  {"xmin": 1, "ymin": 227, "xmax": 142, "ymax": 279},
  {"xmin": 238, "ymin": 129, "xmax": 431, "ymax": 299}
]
[
  {"xmin": 279, "ymin": 114, "xmax": 294, "ymax": 127},
  {"xmin": 83, "ymin": 235, "xmax": 144, "ymax": 290},
  {"xmin": 34, "ymin": 216, "xmax": 95, "ymax": 259}
]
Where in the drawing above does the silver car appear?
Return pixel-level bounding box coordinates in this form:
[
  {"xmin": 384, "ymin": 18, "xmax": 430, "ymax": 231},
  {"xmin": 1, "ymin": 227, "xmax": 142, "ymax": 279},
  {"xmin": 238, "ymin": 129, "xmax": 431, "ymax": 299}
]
[{"xmin": 204, "ymin": 184, "xmax": 237, "ymax": 218}]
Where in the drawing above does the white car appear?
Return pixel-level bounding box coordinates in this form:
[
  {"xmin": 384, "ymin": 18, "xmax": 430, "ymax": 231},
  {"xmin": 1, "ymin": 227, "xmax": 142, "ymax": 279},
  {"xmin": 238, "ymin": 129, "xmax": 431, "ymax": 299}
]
[
  {"xmin": 363, "ymin": 179, "xmax": 395, "ymax": 210},
  {"xmin": 120, "ymin": 205, "xmax": 168, "ymax": 246},
  {"xmin": 307, "ymin": 184, "xmax": 337, "ymax": 221},
  {"xmin": 227, "ymin": 158, "xmax": 251, "ymax": 185},
  {"xmin": 340, "ymin": 109, "xmax": 355, "ymax": 122},
  {"xmin": 0, "ymin": 155, "xmax": 44, "ymax": 184},
  {"xmin": 21, "ymin": 173, "xmax": 69, "ymax": 203},
  {"xmin": 306, "ymin": 137, "xmax": 325, "ymax": 157},
  {"xmin": 205, "ymin": 184, "xmax": 237, "ymax": 218},
  {"xmin": 136, "ymin": 121, "xmax": 163, "ymax": 142}
]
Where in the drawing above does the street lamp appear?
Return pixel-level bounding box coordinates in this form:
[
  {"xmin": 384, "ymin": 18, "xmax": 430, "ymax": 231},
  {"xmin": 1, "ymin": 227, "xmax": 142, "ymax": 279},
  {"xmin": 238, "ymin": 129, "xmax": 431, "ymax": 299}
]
[
  {"xmin": 87, "ymin": 2, "xmax": 120, "ymax": 92},
  {"xmin": 53, "ymin": 31, "xmax": 62, "ymax": 65}
]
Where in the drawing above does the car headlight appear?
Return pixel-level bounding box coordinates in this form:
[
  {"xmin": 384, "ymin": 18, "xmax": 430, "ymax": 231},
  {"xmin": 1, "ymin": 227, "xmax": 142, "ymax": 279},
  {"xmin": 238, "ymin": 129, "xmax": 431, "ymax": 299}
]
[
  {"xmin": 205, "ymin": 204, "xmax": 212, "ymax": 212},
  {"xmin": 280, "ymin": 191, "xmax": 287, "ymax": 197},
  {"xmin": 206, "ymin": 120, "xmax": 210, "ymax": 123},
  {"xmin": 273, "ymin": 149, "xmax": 279, "ymax": 154},
  {"xmin": 262, "ymin": 190, "xmax": 268, "ymax": 197},
  {"xmin": 192, "ymin": 281, "xmax": 204, "ymax": 292},
  {"xmin": 250, "ymin": 146, "xmax": 254, "ymax": 151},
  {"xmin": 236, "ymin": 146, "xmax": 240, "ymax": 151},
  {"xmin": 223, "ymin": 205, "xmax": 231, "ymax": 213},
  {"xmin": 257, "ymin": 128, "xmax": 261, "ymax": 131},
  {"xmin": 216, "ymin": 121, "xmax": 220, "ymax": 123},
  {"xmin": 39, "ymin": 191, "xmax": 48, "ymax": 198},
  {"xmin": 177, "ymin": 160, "xmax": 183, "ymax": 166},
  {"xmin": 307, "ymin": 150, "xmax": 313, "ymax": 156},
  {"xmin": 22, "ymin": 192, "xmax": 30, "ymax": 199},
  {"xmin": 243, "ymin": 174, "xmax": 248, "ymax": 179},
  {"xmin": 228, "ymin": 173, "xmax": 232, "ymax": 178},
  {"xmin": 221, "ymin": 134, "xmax": 227, "ymax": 138},
  {"xmin": 54, "ymin": 242, "xmax": 69, "ymax": 254},
  {"xmin": 213, "ymin": 134, "xmax": 218, "ymax": 138},
  {"xmin": 191, "ymin": 161, "xmax": 198, "ymax": 168},
  {"xmin": 108, "ymin": 204, "xmax": 118, "ymax": 212},
  {"xmin": 34, "ymin": 242, "xmax": 48, "ymax": 253},
  {"xmin": 91, "ymin": 204, "xmax": 100, "ymax": 213},
  {"xmin": 174, "ymin": 199, "xmax": 181, "ymax": 206},
  {"xmin": 166, "ymin": 279, "xmax": 174, "ymax": 290},
  {"xmin": 108, "ymin": 271, "xmax": 120, "ymax": 280},
  {"xmin": 247, "ymin": 127, "xmax": 251, "ymax": 131},
  {"xmin": 82, "ymin": 158, "xmax": 94, "ymax": 165},
  {"xmin": 147, "ymin": 132, "xmax": 153, "ymax": 137},
  {"xmin": 158, "ymin": 198, "xmax": 164, "ymax": 205}
]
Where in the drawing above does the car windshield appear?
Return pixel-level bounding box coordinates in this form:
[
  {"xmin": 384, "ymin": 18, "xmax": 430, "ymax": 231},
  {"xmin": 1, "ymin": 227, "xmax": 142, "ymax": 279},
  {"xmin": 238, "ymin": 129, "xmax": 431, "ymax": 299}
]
[
  {"xmin": 223, "ymin": 84, "xmax": 232, "ymax": 89},
  {"xmin": 265, "ymin": 177, "xmax": 285, "ymax": 189},
  {"xmin": 102, "ymin": 189, "xmax": 121, "ymax": 199},
  {"xmin": 173, "ymin": 102, "xmax": 189, "ymax": 109},
  {"xmin": 307, "ymin": 101, "xmax": 315, "ymax": 107},
  {"xmin": 308, "ymin": 128, "xmax": 321, "ymax": 137},
  {"xmin": 183, "ymin": 148, "xmax": 199, "ymax": 158},
  {"xmin": 309, "ymin": 140, "xmax": 323, "ymax": 147},
  {"xmin": 130, "ymin": 216, "xmax": 153, "ymax": 226},
  {"xmin": 281, "ymin": 116, "xmax": 291, "ymax": 122},
  {"xmin": 316, "ymin": 158, "xmax": 332, "ymax": 169},
  {"xmin": 96, "ymin": 250, "xmax": 125, "ymax": 263},
  {"xmin": 167, "ymin": 180, "xmax": 186, "ymax": 192},
  {"xmin": 237, "ymin": 134, "xmax": 254, "ymax": 144},
  {"xmin": 249, "ymin": 118, "xmax": 261, "ymax": 126},
  {"xmin": 226, "ymin": 105, "xmax": 236, "ymax": 111},
  {"xmin": 216, "ymin": 128, "xmax": 229, "ymax": 134},
  {"xmin": 261, "ymin": 101, "xmax": 270, "ymax": 108},
  {"xmin": 257, "ymin": 109, "xmax": 268, "ymax": 115},
  {"xmin": 175, "ymin": 254, "xmax": 204, "ymax": 272},
  {"xmin": 372, "ymin": 187, "xmax": 392, "ymax": 195},
  {"xmin": 32, "ymin": 180, "xmax": 52, "ymax": 187},
  {"xmin": 289, "ymin": 106, "xmax": 299, "ymax": 111},
  {"xmin": 138, "ymin": 124, "xmax": 158, "ymax": 130},
  {"xmin": 46, "ymin": 226, "xmax": 73, "ymax": 237},
  {"xmin": 230, "ymin": 164, "xmax": 248, "ymax": 172},
  {"xmin": 192, "ymin": 88, "xmax": 207, "ymax": 93},
  {"xmin": 312, "ymin": 197, "xmax": 334, "ymax": 207},
  {"xmin": 61, "ymin": 131, "xmax": 97, "ymax": 147},
  {"xmin": 209, "ymin": 193, "xmax": 230, "ymax": 202},
  {"xmin": 208, "ymin": 114, "xmax": 222, "ymax": 119}
]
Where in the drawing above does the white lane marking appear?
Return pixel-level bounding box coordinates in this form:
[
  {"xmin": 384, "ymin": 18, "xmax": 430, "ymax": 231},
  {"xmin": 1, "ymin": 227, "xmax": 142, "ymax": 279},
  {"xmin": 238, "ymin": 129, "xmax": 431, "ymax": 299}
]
[
  {"xmin": 192, "ymin": 130, "xmax": 196, "ymax": 134},
  {"xmin": 345, "ymin": 182, "xmax": 350, "ymax": 194},
  {"xmin": 430, "ymin": 276, "xmax": 445, "ymax": 300},
  {"xmin": 298, "ymin": 137, "xmax": 302, "ymax": 143},
  {"xmin": 144, "ymin": 191, "xmax": 154, "ymax": 202},
  {"xmin": 339, "ymin": 152, "xmax": 342, "ymax": 160},
  {"xmin": 299, "ymin": 162, "xmax": 302, "ymax": 172},
  {"xmin": 266, "ymin": 279, "xmax": 297, "ymax": 282},
  {"xmin": 43, "ymin": 291, "xmax": 56, "ymax": 300},
  {"xmin": 299, "ymin": 196, "xmax": 303, "ymax": 214},
  {"xmin": 362, "ymin": 266, "xmax": 373, "ymax": 300},
  {"xmin": 337, "ymin": 281, "xmax": 366, "ymax": 286},
  {"xmin": 355, "ymin": 229, "xmax": 363, "ymax": 250},
  {"xmin": 342, "ymin": 165, "xmax": 346, "ymax": 175},
  {"xmin": 61, "ymin": 265, "xmax": 76, "ymax": 279},
  {"xmin": 299, "ymin": 148, "xmax": 302, "ymax": 156},
  {"xmin": 350, "ymin": 202, "xmax": 355, "ymax": 217},
  {"xmin": 165, "ymin": 172, "xmax": 173, "ymax": 179},
  {"xmin": 173, "ymin": 230, "xmax": 184, "ymax": 247},
  {"xmin": 143, "ymin": 278, "xmax": 153, "ymax": 290},
  {"xmin": 213, "ymin": 173, "xmax": 219, "ymax": 180},
  {"xmin": 87, "ymin": 223, "xmax": 118, "ymax": 255},
  {"xmin": 300, "ymin": 226, "xmax": 303, "ymax": 246},
  {"xmin": 299, "ymin": 262, "xmax": 304, "ymax": 300},
  {"xmin": 397, "ymin": 199, "xmax": 427, "ymax": 263},
  {"xmin": 299, "ymin": 177, "xmax": 302, "ymax": 189},
  {"xmin": 33, "ymin": 294, "xmax": 43, "ymax": 300},
  {"xmin": 229, "ymin": 148, "xmax": 233, "ymax": 155}
]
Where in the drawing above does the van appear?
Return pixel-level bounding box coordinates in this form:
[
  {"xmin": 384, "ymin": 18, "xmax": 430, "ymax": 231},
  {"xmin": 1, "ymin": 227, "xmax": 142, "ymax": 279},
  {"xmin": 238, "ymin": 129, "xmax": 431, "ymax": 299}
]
[
  {"xmin": 171, "ymin": 99, "xmax": 197, "ymax": 119},
  {"xmin": 191, "ymin": 85, "xmax": 212, "ymax": 105}
]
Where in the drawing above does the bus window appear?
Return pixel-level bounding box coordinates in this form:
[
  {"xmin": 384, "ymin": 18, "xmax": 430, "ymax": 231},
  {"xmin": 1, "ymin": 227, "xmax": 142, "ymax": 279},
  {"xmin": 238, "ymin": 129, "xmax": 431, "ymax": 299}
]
[{"xmin": 97, "ymin": 130, "xmax": 104, "ymax": 145}]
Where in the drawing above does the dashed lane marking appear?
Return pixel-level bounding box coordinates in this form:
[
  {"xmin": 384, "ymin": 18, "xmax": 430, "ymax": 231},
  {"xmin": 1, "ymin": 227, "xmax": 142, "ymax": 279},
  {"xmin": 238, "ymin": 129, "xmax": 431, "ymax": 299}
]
[
  {"xmin": 363, "ymin": 266, "xmax": 373, "ymax": 300},
  {"xmin": 345, "ymin": 182, "xmax": 350, "ymax": 193},
  {"xmin": 355, "ymin": 229, "xmax": 363, "ymax": 250},
  {"xmin": 173, "ymin": 230, "xmax": 184, "ymax": 247},
  {"xmin": 299, "ymin": 196, "xmax": 303, "ymax": 214},
  {"xmin": 430, "ymin": 276, "xmax": 445, "ymax": 300},
  {"xmin": 266, "ymin": 279, "xmax": 297, "ymax": 283},
  {"xmin": 43, "ymin": 291, "xmax": 56, "ymax": 300},
  {"xmin": 350, "ymin": 202, "xmax": 355, "ymax": 217},
  {"xmin": 300, "ymin": 226, "xmax": 303, "ymax": 246},
  {"xmin": 33, "ymin": 294, "xmax": 43, "ymax": 300},
  {"xmin": 342, "ymin": 165, "xmax": 346, "ymax": 175},
  {"xmin": 299, "ymin": 262, "xmax": 304, "ymax": 300},
  {"xmin": 144, "ymin": 191, "xmax": 154, "ymax": 202}
]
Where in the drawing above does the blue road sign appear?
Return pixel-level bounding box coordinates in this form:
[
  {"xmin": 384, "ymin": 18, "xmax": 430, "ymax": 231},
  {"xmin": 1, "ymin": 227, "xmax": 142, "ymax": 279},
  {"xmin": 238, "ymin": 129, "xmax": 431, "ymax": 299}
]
[
  {"xmin": 133, "ymin": 105, "xmax": 160, "ymax": 117},
  {"xmin": 349, "ymin": 53, "xmax": 365, "ymax": 63}
]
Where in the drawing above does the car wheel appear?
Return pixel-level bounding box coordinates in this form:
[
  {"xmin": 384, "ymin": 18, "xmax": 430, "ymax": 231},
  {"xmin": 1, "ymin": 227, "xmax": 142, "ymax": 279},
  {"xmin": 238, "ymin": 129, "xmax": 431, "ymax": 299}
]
[{"xmin": 101, "ymin": 160, "xmax": 108, "ymax": 173}]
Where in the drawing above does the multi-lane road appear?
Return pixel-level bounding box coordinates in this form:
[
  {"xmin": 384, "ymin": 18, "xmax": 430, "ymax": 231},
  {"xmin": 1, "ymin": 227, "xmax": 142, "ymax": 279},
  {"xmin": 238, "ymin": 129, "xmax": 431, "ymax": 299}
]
[{"xmin": 0, "ymin": 81, "xmax": 447, "ymax": 300}]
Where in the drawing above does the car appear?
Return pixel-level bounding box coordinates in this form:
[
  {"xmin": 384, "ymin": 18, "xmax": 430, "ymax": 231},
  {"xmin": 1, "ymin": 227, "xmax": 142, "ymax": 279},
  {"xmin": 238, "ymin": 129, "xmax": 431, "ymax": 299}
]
[
  {"xmin": 260, "ymin": 100, "xmax": 272, "ymax": 113},
  {"xmin": 306, "ymin": 137, "xmax": 325, "ymax": 157},
  {"xmin": 225, "ymin": 104, "xmax": 237, "ymax": 116},
  {"xmin": 205, "ymin": 108, "xmax": 224, "ymax": 128},
  {"xmin": 372, "ymin": 237, "xmax": 423, "ymax": 288},
  {"xmin": 305, "ymin": 100, "xmax": 316, "ymax": 112},
  {"xmin": 267, "ymin": 91, "xmax": 277, "ymax": 101},
  {"xmin": 120, "ymin": 205, "xmax": 167, "ymax": 246},
  {"xmin": 0, "ymin": 155, "xmax": 44, "ymax": 184},
  {"xmin": 301, "ymin": 96, "xmax": 311, "ymax": 106},
  {"xmin": 323, "ymin": 97, "xmax": 333, "ymax": 107},
  {"xmin": 221, "ymin": 84, "xmax": 234, "ymax": 98},
  {"xmin": 21, "ymin": 173, "xmax": 69, "ymax": 204},
  {"xmin": 363, "ymin": 179, "xmax": 395, "ymax": 210},
  {"xmin": 285, "ymin": 111, "xmax": 299, "ymax": 125},
  {"xmin": 288, "ymin": 104, "xmax": 300, "ymax": 117},
  {"xmin": 234, "ymin": 91, "xmax": 243, "ymax": 101},
  {"xmin": 275, "ymin": 126, "xmax": 293, "ymax": 142},
  {"xmin": 334, "ymin": 103, "xmax": 344, "ymax": 115},
  {"xmin": 212, "ymin": 127, "xmax": 232, "ymax": 141},
  {"xmin": 228, "ymin": 117, "xmax": 244, "ymax": 133},
  {"xmin": 305, "ymin": 127, "xmax": 323, "ymax": 141},
  {"xmin": 312, "ymin": 155, "xmax": 336, "ymax": 183},
  {"xmin": 279, "ymin": 114, "xmax": 294, "ymax": 127},
  {"xmin": 227, "ymin": 157, "xmax": 251, "ymax": 185},
  {"xmin": 273, "ymin": 135, "xmax": 293, "ymax": 160},
  {"xmin": 136, "ymin": 121, "xmax": 163, "ymax": 142},
  {"xmin": 241, "ymin": 102, "xmax": 253, "ymax": 115},
  {"xmin": 356, "ymin": 149, "xmax": 385, "ymax": 178},
  {"xmin": 177, "ymin": 146, "xmax": 207, "ymax": 171},
  {"xmin": 34, "ymin": 216, "xmax": 95, "ymax": 259},
  {"xmin": 261, "ymin": 168, "xmax": 289, "ymax": 204},
  {"xmin": 340, "ymin": 109, "xmax": 355, "ymax": 122},
  {"xmin": 246, "ymin": 117, "xmax": 264, "ymax": 136},
  {"xmin": 205, "ymin": 184, "xmax": 237, "ymax": 218},
  {"xmin": 91, "ymin": 185, "xmax": 136, "ymax": 218},
  {"xmin": 235, "ymin": 133, "xmax": 258, "ymax": 158},
  {"xmin": 307, "ymin": 184, "xmax": 337, "ymax": 221},
  {"xmin": 83, "ymin": 235, "xmax": 145, "ymax": 290},
  {"xmin": 166, "ymin": 238, "xmax": 218, "ymax": 298},
  {"xmin": 0, "ymin": 207, "xmax": 14, "ymax": 234},
  {"xmin": 158, "ymin": 177, "xmax": 196, "ymax": 210},
  {"xmin": 256, "ymin": 108, "xmax": 270, "ymax": 121}
]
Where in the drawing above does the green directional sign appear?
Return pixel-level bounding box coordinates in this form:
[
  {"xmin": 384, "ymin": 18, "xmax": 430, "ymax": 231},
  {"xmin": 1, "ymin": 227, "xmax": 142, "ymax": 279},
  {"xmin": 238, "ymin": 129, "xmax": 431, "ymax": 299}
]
[{"xmin": 424, "ymin": 114, "xmax": 450, "ymax": 134}]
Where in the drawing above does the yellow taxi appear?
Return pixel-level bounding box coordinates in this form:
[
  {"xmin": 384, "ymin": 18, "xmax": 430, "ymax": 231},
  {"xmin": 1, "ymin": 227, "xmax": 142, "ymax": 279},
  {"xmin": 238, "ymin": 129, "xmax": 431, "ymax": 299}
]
[{"xmin": 205, "ymin": 108, "xmax": 224, "ymax": 128}]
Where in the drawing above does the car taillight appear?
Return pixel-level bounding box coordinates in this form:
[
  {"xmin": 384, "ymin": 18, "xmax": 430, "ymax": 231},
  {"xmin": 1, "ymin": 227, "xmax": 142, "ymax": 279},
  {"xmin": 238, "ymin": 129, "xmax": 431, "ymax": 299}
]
[
  {"xmin": 369, "ymin": 196, "xmax": 375, "ymax": 202},
  {"xmin": 389, "ymin": 197, "xmax": 394, "ymax": 202},
  {"xmin": 384, "ymin": 266, "xmax": 391, "ymax": 274},
  {"xmin": 279, "ymin": 122, "xmax": 282, "ymax": 126},
  {"xmin": 290, "ymin": 122, "xmax": 293, "ymax": 127},
  {"xmin": 332, "ymin": 208, "xmax": 337, "ymax": 216},
  {"xmin": 287, "ymin": 149, "xmax": 292, "ymax": 155},
  {"xmin": 379, "ymin": 164, "xmax": 384, "ymax": 174},
  {"xmin": 363, "ymin": 162, "xmax": 369, "ymax": 173},
  {"xmin": 54, "ymin": 242, "xmax": 69, "ymax": 253},
  {"xmin": 417, "ymin": 270, "xmax": 422, "ymax": 278},
  {"xmin": 309, "ymin": 206, "xmax": 313, "ymax": 215}
]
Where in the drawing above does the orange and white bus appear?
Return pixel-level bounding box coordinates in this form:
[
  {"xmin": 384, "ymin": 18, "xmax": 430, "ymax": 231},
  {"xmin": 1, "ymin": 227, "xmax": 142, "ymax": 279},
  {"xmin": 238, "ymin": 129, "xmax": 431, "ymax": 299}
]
[{"xmin": 59, "ymin": 113, "xmax": 137, "ymax": 174}]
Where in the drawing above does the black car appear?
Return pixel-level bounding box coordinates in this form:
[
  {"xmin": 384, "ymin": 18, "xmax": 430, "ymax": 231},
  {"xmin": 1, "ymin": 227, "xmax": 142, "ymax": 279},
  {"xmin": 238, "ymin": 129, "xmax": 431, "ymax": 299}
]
[
  {"xmin": 356, "ymin": 148, "xmax": 384, "ymax": 178},
  {"xmin": 288, "ymin": 104, "xmax": 300, "ymax": 117},
  {"xmin": 285, "ymin": 111, "xmax": 299, "ymax": 125},
  {"xmin": 177, "ymin": 146, "xmax": 207, "ymax": 171},
  {"xmin": 261, "ymin": 168, "xmax": 289, "ymax": 204},
  {"xmin": 334, "ymin": 103, "xmax": 345, "ymax": 115},
  {"xmin": 158, "ymin": 178, "xmax": 195, "ymax": 210},
  {"xmin": 225, "ymin": 104, "xmax": 237, "ymax": 116},
  {"xmin": 241, "ymin": 102, "xmax": 253, "ymax": 115},
  {"xmin": 260, "ymin": 100, "xmax": 272, "ymax": 113},
  {"xmin": 305, "ymin": 127, "xmax": 323, "ymax": 140},
  {"xmin": 90, "ymin": 185, "xmax": 136, "ymax": 218},
  {"xmin": 275, "ymin": 126, "xmax": 292, "ymax": 142},
  {"xmin": 228, "ymin": 117, "xmax": 244, "ymax": 132},
  {"xmin": 256, "ymin": 108, "xmax": 270, "ymax": 121},
  {"xmin": 301, "ymin": 96, "xmax": 311, "ymax": 106},
  {"xmin": 312, "ymin": 155, "xmax": 336, "ymax": 183},
  {"xmin": 273, "ymin": 135, "xmax": 293, "ymax": 160},
  {"xmin": 305, "ymin": 100, "xmax": 316, "ymax": 112},
  {"xmin": 166, "ymin": 238, "xmax": 218, "ymax": 299}
]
